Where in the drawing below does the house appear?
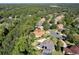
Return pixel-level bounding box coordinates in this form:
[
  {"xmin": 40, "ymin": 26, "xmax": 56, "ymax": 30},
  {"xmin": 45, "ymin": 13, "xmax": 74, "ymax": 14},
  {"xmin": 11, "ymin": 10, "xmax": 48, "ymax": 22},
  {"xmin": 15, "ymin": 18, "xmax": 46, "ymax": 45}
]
[
  {"xmin": 36, "ymin": 38, "xmax": 47, "ymax": 50},
  {"xmin": 49, "ymin": 30, "xmax": 67, "ymax": 40},
  {"xmin": 64, "ymin": 45, "xmax": 79, "ymax": 55},
  {"xmin": 33, "ymin": 26, "xmax": 45, "ymax": 38},
  {"xmin": 56, "ymin": 23, "xmax": 64, "ymax": 31},
  {"xmin": 57, "ymin": 40, "xmax": 77, "ymax": 55},
  {"xmin": 54, "ymin": 14, "xmax": 64, "ymax": 24},
  {"xmin": 36, "ymin": 17, "xmax": 46, "ymax": 27},
  {"xmin": 42, "ymin": 49, "xmax": 53, "ymax": 55},
  {"xmin": 37, "ymin": 40, "xmax": 55, "ymax": 55}
]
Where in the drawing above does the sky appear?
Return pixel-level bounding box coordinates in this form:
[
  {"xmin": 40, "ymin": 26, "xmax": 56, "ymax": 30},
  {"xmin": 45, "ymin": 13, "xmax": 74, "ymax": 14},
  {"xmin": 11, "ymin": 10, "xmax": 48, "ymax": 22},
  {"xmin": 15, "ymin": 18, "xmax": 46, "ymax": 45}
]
[{"xmin": 0, "ymin": 0, "xmax": 79, "ymax": 3}]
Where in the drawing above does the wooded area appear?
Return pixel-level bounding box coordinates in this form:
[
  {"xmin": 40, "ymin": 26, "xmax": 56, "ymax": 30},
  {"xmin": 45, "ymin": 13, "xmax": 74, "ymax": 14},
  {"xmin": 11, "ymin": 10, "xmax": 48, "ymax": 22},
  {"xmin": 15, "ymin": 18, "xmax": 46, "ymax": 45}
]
[{"xmin": 0, "ymin": 3, "xmax": 79, "ymax": 55}]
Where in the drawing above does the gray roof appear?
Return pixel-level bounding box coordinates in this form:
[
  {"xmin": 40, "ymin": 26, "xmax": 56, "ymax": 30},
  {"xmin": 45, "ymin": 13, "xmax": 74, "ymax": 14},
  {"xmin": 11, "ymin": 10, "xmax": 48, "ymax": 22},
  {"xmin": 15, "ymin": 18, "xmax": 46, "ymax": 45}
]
[
  {"xmin": 42, "ymin": 49, "xmax": 52, "ymax": 55},
  {"xmin": 38, "ymin": 40, "xmax": 54, "ymax": 50},
  {"xmin": 38, "ymin": 40, "xmax": 54, "ymax": 55},
  {"xmin": 49, "ymin": 30, "xmax": 67, "ymax": 40}
]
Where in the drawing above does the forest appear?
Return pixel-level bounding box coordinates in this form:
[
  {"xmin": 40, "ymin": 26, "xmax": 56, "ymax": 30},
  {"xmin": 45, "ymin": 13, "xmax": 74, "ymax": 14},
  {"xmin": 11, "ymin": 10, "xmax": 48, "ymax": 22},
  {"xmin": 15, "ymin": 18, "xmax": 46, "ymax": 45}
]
[{"xmin": 0, "ymin": 3, "xmax": 79, "ymax": 55}]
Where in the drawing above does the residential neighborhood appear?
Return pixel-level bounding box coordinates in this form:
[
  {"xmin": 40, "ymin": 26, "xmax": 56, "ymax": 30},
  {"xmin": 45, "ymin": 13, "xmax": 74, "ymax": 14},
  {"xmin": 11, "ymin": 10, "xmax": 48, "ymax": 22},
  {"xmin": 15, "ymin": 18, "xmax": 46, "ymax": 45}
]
[
  {"xmin": 0, "ymin": 3, "xmax": 79, "ymax": 55},
  {"xmin": 32, "ymin": 13, "xmax": 79, "ymax": 55}
]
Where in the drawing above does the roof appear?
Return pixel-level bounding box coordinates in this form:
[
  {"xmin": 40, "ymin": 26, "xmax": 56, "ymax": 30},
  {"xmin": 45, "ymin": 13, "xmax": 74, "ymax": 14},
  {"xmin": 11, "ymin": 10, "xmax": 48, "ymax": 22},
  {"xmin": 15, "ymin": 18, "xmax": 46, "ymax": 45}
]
[
  {"xmin": 57, "ymin": 24, "xmax": 64, "ymax": 30},
  {"xmin": 36, "ymin": 17, "xmax": 45, "ymax": 27},
  {"xmin": 38, "ymin": 40, "xmax": 55, "ymax": 55},
  {"xmin": 39, "ymin": 40, "xmax": 54, "ymax": 50},
  {"xmin": 55, "ymin": 15, "xmax": 64, "ymax": 21},
  {"xmin": 39, "ymin": 40, "xmax": 54, "ymax": 54},
  {"xmin": 42, "ymin": 49, "xmax": 52, "ymax": 55},
  {"xmin": 49, "ymin": 30, "xmax": 67, "ymax": 40},
  {"xmin": 33, "ymin": 27, "xmax": 45, "ymax": 38},
  {"xmin": 64, "ymin": 45, "xmax": 79, "ymax": 54},
  {"xmin": 54, "ymin": 15, "xmax": 64, "ymax": 24}
]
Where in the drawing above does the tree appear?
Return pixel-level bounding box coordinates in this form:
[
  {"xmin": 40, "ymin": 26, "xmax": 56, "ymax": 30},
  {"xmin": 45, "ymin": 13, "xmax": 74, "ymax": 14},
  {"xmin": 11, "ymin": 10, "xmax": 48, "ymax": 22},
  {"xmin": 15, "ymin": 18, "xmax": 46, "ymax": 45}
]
[{"xmin": 43, "ymin": 21, "xmax": 50, "ymax": 30}]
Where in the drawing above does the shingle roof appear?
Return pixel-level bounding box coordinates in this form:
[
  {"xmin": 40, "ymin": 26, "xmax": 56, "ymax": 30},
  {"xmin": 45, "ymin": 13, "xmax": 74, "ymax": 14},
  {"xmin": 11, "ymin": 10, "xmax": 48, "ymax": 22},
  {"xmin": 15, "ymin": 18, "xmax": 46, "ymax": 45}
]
[
  {"xmin": 38, "ymin": 40, "xmax": 55, "ymax": 55},
  {"xmin": 54, "ymin": 15, "xmax": 64, "ymax": 24},
  {"xmin": 40, "ymin": 40, "xmax": 54, "ymax": 50},
  {"xmin": 33, "ymin": 27, "xmax": 45, "ymax": 38},
  {"xmin": 42, "ymin": 49, "xmax": 52, "ymax": 55},
  {"xmin": 49, "ymin": 30, "xmax": 67, "ymax": 40},
  {"xmin": 57, "ymin": 24, "xmax": 64, "ymax": 30},
  {"xmin": 64, "ymin": 45, "xmax": 79, "ymax": 55}
]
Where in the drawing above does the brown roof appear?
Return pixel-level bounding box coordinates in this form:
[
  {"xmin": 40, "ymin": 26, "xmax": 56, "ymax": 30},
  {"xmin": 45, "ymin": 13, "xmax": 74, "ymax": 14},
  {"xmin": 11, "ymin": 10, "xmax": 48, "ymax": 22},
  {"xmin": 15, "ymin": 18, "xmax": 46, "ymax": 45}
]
[
  {"xmin": 64, "ymin": 48, "xmax": 72, "ymax": 54},
  {"xmin": 33, "ymin": 28, "xmax": 45, "ymax": 38},
  {"xmin": 57, "ymin": 24, "xmax": 64, "ymax": 30},
  {"xmin": 41, "ymin": 17, "xmax": 45, "ymax": 22},
  {"xmin": 70, "ymin": 45, "xmax": 79, "ymax": 54},
  {"xmin": 55, "ymin": 15, "xmax": 64, "ymax": 21},
  {"xmin": 55, "ymin": 15, "xmax": 64, "ymax": 24},
  {"xmin": 64, "ymin": 45, "xmax": 79, "ymax": 54}
]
